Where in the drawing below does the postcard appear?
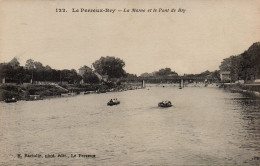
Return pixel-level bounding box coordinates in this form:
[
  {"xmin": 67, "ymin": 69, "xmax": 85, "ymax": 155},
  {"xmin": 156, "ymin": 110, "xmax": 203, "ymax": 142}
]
[{"xmin": 0, "ymin": 0, "xmax": 260, "ymax": 165}]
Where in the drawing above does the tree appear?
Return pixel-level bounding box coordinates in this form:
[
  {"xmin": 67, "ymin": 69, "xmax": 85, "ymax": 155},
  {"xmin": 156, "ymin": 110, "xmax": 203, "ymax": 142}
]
[
  {"xmin": 25, "ymin": 59, "xmax": 35, "ymax": 69},
  {"xmin": 60, "ymin": 69, "xmax": 80, "ymax": 84},
  {"xmin": 9, "ymin": 57, "xmax": 20, "ymax": 68},
  {"xmin": 219, "ymin": 42, "xmax": 260, "ymax": 82},
  {"xmin": 15, "ymin": 67, "xmax": 26, "ymax": 84},
  {"xmin": 140, "ymin": 72, "xmax": 151, "ymax": 77},
  {"xmin": 125, "ymin": 73, "xmax": 138, "ymax": 81},
  {"xmin": 0, "ymin": 64, "xmax": 14, "ymax": 81},
  {"xmin": 198, "ymin": 70, "xmax": 211, "ymax": 76},
  {"xmin": 219, "ymin": 57, "xmax": 231, "ymax": 71},
  {"xmin": 0, "ymin": 63, "xmax": 26, "ymax": 83},
  {"xmin": 45, "ymin": 65, "xmax": 52, "ymax": 70},
  {"xmin": 34, "ymin": 62, "xmax": 44, "ymax": 70},
  {"xmin": 212, "ymin": 70, "xmax": 220, "ymax": 81},
  {"xmin": 156, "ymin": 67, "xmax": 177, "ymax": 76},
  {"xmin": 83, "ymin": 72, "xmax": 99, "ymax": 84},
  {"xmin": 92, "ymin": 56, "xmax": 126, "ymax": 78}
]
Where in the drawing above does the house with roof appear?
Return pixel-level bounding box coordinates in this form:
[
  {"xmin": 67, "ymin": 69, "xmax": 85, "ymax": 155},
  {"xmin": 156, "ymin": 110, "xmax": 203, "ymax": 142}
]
[
  {"xmin": 78, "ymin": 65, "xmax": 108, "ymax": 83},
  {"xmin": 93, "ymin": 72, "xmax": 108, "ymax": 82},
  {"xmin": 220, "ymin": 71, "xmax": 231, "ymax": 82}
]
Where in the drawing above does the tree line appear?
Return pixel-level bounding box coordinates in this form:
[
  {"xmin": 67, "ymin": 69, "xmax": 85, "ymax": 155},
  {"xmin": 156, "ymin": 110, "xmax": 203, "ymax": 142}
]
[
  {"xmin": 0, "ymin": 56, "xmax": 137, "ymax": 84},
  {"xmin": 140, "ymin": 67, "xmax": 220, "ymax": 81},
  {"xmin": 140, "ymin": 67, "xmax": 178, "ymax": 78},
  {"xmin": 2, "ymin": 41, "xmax": 258, "ymax": 85},
  {"xmin": 219, "ymin": 42, "xmax": 260, "ymax": 82},
  {"xmin": 0, "ymin": 58, "xmax": 81, "ymax": 84}
]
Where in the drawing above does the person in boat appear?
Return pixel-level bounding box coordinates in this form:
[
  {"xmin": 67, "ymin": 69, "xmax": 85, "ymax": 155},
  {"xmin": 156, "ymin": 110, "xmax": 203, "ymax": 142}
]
[{"xmin": 162, "ymin": 100, "xmax": 171, "ymax": 105}]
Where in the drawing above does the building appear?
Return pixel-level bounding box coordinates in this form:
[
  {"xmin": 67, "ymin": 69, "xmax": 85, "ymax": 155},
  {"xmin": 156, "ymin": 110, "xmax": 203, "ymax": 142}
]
[
  {"xmin": 254, "ymin": 79, "xmax": 260, "ymax": 83},
  {"xmin": 78, "ymin": 66, "xmax": 108, "ymax": 83},
  {"xmin": 220, "ymin": 71, "xmax": 231, "ymax": 82},
  {"xmin": 94, "ymin": 72, "xmax": 108, "ymax": 82},
  {"xmin": 78, "ymin": 65, "xmax": 93, "ymax": 76}
]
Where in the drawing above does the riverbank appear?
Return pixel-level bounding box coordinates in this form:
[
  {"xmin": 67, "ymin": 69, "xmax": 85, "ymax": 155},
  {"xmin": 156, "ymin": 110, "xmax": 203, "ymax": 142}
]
[
  {"xmin": 0, "ymin": 82, "xmax": 142, "ymax": 101},
  {"xmin": 145, "ymin": 83, "xmax": 219, "ymax": 88},
  {"xmin": 221, "ymin": 83, "xmax": 260, "ymax": 98}
]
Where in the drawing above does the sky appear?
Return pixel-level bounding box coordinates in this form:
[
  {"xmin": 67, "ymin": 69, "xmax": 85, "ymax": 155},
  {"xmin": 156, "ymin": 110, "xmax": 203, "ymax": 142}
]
[{"xmin": 0, "ymin": 0, "xmax": 259, "ymax": 75}]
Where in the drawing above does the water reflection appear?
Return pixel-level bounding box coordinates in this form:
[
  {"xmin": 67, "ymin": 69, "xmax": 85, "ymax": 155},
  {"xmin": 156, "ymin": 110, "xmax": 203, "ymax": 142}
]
[{"xmin": 232, "ymin": 95, "xmax": 260, "ymax": 154}]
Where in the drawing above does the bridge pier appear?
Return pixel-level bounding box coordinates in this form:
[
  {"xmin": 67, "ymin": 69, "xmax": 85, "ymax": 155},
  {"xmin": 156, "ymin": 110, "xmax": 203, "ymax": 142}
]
[
  {"xmin": 179, "ymin": 79, "xmax": 184, "ymax": 88},
  {"xmin": 142, "ymin": 80, "xmax": 145, "ymax": 88}
]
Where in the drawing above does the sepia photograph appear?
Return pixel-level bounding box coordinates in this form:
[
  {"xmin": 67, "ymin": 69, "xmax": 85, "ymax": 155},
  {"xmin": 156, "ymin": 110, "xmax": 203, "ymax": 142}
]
[{"xmin": 0, "ymin": 0, "xmax": 260, "ymax": 165}]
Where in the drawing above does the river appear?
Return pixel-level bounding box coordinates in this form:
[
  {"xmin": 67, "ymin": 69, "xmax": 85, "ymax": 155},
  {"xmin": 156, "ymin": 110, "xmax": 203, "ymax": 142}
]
[{"xmin": 0, "ymin": 87, "xmax": 260, "ymax": 165}]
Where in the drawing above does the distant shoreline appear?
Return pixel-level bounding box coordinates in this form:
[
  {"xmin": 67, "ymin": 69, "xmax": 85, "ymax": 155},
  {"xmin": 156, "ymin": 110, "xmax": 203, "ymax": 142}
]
[
  {"xmin": 2, "ymin": 82, "xmax": 260, "ymax": 103},
  {"xmin": 0, "ymin": 82, "xmax": 143, "ymax": 102}
]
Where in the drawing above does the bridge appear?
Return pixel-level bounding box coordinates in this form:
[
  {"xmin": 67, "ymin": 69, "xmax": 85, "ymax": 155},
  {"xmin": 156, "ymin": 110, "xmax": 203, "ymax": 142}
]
[{"xmin": 123, "ymin": 76, "xmax": 217, "ymax": 84}]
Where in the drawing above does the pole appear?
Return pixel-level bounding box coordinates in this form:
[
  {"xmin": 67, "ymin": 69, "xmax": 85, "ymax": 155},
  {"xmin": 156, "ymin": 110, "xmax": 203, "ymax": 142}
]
[{"xmin": 31, "ymin": 69, "xmax": 34, "ymax": 84}]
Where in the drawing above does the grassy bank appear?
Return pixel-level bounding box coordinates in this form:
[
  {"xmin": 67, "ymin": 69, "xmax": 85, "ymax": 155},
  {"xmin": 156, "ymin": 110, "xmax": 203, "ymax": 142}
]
[
  {"xmin": 0, "ymin": 84, "xmax": 68, "ymax": 101},
  {"xmin": 0, "ymin": 82, "xmax": 143, "ymax": 101}
]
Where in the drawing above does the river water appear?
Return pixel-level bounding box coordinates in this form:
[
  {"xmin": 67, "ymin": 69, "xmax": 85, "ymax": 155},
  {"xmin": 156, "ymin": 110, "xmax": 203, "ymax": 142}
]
[{"xmin": 0, "ymin": 87, "xmax": 260, "ymax": 165}]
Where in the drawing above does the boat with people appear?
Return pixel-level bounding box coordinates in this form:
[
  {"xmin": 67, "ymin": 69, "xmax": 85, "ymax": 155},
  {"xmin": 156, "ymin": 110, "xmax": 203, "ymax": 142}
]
[
  {"xmin": 158, "ymin": 100, "xmax": 172, "ymax": 108},
  {"xmin": 4, "ymin": 97, "xmax": 17, "ymax": 103},
  {"xmin": 107, "ymin": 98, "xmax": 120, "ymax": 106}
]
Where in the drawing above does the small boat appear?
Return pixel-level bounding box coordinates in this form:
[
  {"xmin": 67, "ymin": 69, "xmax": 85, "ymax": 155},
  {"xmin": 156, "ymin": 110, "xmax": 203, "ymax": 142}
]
[
  {"xmin": 107, "ymin": 99, "xmax": 120, "ymax": 106},
  {"xmin": 158, "ymin": 101, "xmax": 172, "ymax": 108},
  {"xmin": 83, "ymin": 91, "xmax": 96, "ymax": 95},
  {"xmin": 61, "ymin": 92, "xmax": 77, "ymax": 97},
  {"xmin": 5, "ymin": 97, "xmax": 17, "ymax": 103},
  {"xmin": 97, "ymin": 90, "xmax": 107, "ymax": 94},
  {"xmin": 27, "ymin": 95, "xmax": 43, "ymax": 101},
  {"xmin": 67, "ymin": 92, "xmax": 77, "ymax": 96}
]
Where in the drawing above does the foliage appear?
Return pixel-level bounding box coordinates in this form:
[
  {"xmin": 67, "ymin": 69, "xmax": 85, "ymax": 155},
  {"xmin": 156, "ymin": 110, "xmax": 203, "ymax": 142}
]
[
  {"xmin": 9, "ymin": 57, "xmax": 20, "ymax": 68},
  {"xmin": 156, "ymin": 67, "xmax": 177, "ymax": 76},
  {"xmin": 0, "ymin": 58, "xmax": 82, "ymax": 84},
  {"xmin": 140, "ymin": 72, "xmax": 152, "ymax": 77},
  {"xmin": 82, "ymin": 72, "xmax": 100, "ymax": 84},
  {"xmin": 124, "ymin": 73, "xmax": 138, "ymax": 81},
  {"xmin": 61, "ymin": 69, "xmax": 79, "ymax": 84},
  {"xmin": 219, "ymin": 42, "xmax": 260, "ymax": 82},
  {"xmin": 92, "ymin": 56, "xmax": 126, "ymax": 78},
  {"xmin": 25, "ymin": 59, "xmax": 35, "ymax": 69},
  {"xmin": 183, "ymin": 70, "xmax": 220, "ymax": 81},
  {"xmin": 140, "ymin": 68, "xmax": 178, "ymax": 78}
]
